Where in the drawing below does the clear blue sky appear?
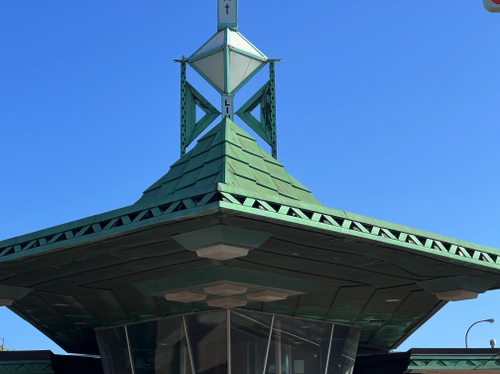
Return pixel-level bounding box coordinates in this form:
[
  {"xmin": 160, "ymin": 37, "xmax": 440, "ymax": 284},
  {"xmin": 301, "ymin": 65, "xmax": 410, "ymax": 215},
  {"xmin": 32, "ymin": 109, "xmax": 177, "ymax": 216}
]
[{"xmin": 1, "ymin": 0, "xmax": 500, "ymax": 353}]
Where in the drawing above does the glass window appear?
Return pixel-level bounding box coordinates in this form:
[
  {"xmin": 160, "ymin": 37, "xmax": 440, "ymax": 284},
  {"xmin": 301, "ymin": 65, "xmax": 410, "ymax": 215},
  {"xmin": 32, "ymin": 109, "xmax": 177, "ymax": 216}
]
[
  {"xmin": 127, "ymin": 316, "xmax": 192, "ymax": 374},
  {"xmin": 96, "ymin": 326, "xmax": 132, "ymax": 374},
  {"xmin": 95, "ymin": 310, "xmax": 360, "ymax": 374},
  {"xmin": 265, "ymin": 317, "xmax": 331, "ymax": 374},
  {"xmin": 230, "ymin": 311, "xmax": 274, "ymax": 374},
  {"xmin": 185, "ymin": 310, "xmax": 228, "ymax": 374},
  {"xmin": 326, "ymin": 325, "xmax": 358, "ymax": 374}
]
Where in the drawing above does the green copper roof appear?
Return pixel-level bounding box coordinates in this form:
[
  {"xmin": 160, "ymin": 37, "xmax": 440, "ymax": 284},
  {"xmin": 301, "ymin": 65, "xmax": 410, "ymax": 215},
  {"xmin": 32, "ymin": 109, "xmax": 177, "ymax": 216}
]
[
  {"xmin": 137, "ymin": 118, "xmax": 321, "ymax": 206},
  {"xmin": 2, "ymin": 118, "xmax": 500, "ymax": 354}
]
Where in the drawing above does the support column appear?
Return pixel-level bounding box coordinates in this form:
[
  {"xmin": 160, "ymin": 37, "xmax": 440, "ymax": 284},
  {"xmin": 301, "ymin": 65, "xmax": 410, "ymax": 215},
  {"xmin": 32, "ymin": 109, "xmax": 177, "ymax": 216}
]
[
  {"xmin": 274, "ymin": 320, "xmax": 281, "ymax": 374},
  {"xmin": 263, "ymin": 316, "xmax": 275, "ymax": 374},
  {"xmin": 268, "ymin": 61, "xmax": 277, "ymax": 159},
  {"xmin": 180, "ymin": 59, "xmax": 187, "ymax": 156},
  {"xmin": 227, "ymin": 309, "xmax": 232, "ymax": 374}
]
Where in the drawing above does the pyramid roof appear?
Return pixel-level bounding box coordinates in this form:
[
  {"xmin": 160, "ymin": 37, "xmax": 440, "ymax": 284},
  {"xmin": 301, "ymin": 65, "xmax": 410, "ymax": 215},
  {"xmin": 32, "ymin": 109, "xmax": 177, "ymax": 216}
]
[
  {"xmin": 137, "ymin": 118, "xmax": 321, "ymax": 206},
  {"xmin": 1, "ymin": 118, "xmax": 500, "ymax": 354}
]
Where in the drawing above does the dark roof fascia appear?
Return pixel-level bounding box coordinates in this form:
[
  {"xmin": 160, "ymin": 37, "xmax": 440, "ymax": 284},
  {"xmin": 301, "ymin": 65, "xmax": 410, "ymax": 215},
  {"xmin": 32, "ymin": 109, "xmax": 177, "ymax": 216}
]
[
  {"xmin": 0, "ymin": 350, "xmax": 53, "ymax": 360},
  {"xmin": 353, "ymin": 351, "xmax": 411, "ymax": 374}
]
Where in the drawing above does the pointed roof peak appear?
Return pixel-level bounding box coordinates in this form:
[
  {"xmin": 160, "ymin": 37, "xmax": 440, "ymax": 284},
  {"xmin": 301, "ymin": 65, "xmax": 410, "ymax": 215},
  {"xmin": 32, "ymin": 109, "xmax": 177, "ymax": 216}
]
[{"xmin": 136, "ymin": 119, "xmax": 321, "ymax": 206}]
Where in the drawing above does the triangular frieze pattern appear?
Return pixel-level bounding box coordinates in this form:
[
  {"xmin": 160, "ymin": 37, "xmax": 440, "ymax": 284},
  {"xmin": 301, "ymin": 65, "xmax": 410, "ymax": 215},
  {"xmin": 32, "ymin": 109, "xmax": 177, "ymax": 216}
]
[
  {"xmin": 2, "ymin": 190, "xmax": 500, "ymax": 272},
  {"xmin": 409, "ymin": 356, "xmax": 500, "ymax": 370},
  {"xmin": 0, "ymin": 362, "xmax": 53, "ymax": 373}
]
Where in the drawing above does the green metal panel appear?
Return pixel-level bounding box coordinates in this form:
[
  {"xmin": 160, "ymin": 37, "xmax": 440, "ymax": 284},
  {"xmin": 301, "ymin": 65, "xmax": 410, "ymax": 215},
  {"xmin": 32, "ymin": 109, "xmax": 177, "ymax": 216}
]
[{"xmin": 226, "ymin": 158, "xmax": 255, "ymax": 181}]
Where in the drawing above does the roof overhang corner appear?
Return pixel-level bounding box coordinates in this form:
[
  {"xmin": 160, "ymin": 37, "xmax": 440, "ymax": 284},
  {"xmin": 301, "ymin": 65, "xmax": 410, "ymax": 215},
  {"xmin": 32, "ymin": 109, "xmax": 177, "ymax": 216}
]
[{"xmin": 418, "ymin": 275, "xmax": 496, "ymax": 301}]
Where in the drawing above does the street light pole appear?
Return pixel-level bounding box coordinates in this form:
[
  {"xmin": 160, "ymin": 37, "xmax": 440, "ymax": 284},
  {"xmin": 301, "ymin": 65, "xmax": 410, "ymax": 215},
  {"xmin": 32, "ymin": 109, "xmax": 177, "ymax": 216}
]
[{"xmin": 465, "ymin": 318, "xmax": 495, "ymax": 348}]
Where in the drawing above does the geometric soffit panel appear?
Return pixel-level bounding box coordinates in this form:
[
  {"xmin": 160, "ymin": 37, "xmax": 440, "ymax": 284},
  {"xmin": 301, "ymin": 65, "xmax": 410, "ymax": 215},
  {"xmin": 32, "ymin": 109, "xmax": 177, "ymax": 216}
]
[
  {"xmin": 133, "ymin": 267, "xmax": 316, "ymax": 307},
  {"xmin": 133, "ymin": 267, "xmax": 317, "ymax": 296}
]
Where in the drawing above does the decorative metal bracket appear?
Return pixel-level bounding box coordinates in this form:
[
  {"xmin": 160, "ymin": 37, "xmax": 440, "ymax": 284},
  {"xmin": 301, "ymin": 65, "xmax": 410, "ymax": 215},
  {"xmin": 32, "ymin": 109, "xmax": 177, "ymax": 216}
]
[
  {"xmin": 179, "ymin": 60, "xmax": 220, "ymax": 156},
  {"xmin": 236, "ymin": 61, "xmax": 278, "ymax": 158}
]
